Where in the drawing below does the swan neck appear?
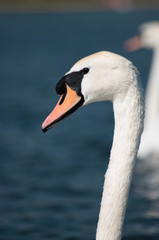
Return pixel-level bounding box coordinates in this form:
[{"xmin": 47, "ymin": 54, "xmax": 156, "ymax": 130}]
[
  {"xmin": 145, "ymin": 47, "xmax": 159, "ymax": 124},
  {"xmin": 96, "ymin": 84, "xmax": 144, "ymax": 240}
]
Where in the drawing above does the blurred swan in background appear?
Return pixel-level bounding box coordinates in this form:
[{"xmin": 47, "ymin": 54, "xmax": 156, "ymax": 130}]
[
  {"xmin": 42, "ymin": 51, "xmax": 144, "ymax": 240},
  {"xmin": 124, "ymin": 22, "xmax": 159, "ymax": 159}
]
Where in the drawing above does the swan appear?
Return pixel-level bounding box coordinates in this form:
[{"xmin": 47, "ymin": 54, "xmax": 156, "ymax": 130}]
[
  {"xmin": 42, "ymin": 51, "xmax": 144, "ymax": 240},
  {"xmin": 124, "ymin": 21, "xmax": 159, "ymax": 158}
]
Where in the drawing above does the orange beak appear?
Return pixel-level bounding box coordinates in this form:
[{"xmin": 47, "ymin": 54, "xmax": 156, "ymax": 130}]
[
  {"xmin": 124, "ymin": 35, "xmax": 142, "ymax": 52},
  {"xmin": 42, "ymin": 84, "xmax": 84, "ymax": 132}
]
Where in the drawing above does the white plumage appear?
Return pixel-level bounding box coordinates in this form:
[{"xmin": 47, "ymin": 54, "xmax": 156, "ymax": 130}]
[
  {"xmin": 125, "ymin": 22, "xmax": 159, "ymax": 158},
  {"xmin": 42, "ymin": 51, "xmax": 144, "ymax": 239}
]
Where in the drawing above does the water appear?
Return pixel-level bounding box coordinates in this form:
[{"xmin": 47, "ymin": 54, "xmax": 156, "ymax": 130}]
[{"xmin": 0, "ymin": 10, "xmax": 159, "ymax": 240}]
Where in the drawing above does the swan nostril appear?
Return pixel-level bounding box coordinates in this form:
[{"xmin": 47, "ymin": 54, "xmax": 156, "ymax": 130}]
[{"xmin": 59, "ymin": 90, "xmax": 67, "ymax": 105}]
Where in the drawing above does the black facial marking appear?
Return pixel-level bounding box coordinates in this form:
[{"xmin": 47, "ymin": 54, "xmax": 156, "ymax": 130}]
[
  {"xmin": 56, "ymin": 68, "xmax": 89, "ymax": 97},
  {"xmin": 56, "ymin": 77, "xmax": 66, "ymax": 95}
]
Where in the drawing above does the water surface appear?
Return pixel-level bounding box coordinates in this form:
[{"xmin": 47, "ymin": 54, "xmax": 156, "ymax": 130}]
[{"xmin": 0, "ymin": 10, "xmax": 159, "ymax": 240}]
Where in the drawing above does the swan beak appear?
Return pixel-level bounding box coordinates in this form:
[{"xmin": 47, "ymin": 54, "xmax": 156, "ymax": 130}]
[
  {"xmin": 42, "ymin": 84, "xmax": 84, "ymax": 132},
  {"xmin": 124, "ymin": 35, "xmax": 142, "ymax": 52}
]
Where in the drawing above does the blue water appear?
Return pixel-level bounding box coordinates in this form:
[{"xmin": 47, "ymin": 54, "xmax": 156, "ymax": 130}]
[{"xmin": 0, "ymin": 10, "xmax": 159, "ymax": 240}]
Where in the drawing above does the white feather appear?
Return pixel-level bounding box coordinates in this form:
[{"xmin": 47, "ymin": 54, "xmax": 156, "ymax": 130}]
[
  {"xmin": 68, "ymin": 51, "xmax": 144, "ymax": 239},
  {"xmin": 137, "ymin": 22, "xmax": 159, "ymax": 158}
]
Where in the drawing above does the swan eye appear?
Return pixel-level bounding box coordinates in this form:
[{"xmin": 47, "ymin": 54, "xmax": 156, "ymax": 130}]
[{"xmin": 82, "ymin": 68, "xmax": 89, "ymax": 75}]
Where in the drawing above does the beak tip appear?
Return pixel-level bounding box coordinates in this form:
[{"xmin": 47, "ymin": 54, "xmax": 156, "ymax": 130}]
[
  {"xmin": 42, "ymin": 127, "xmax": 47, "ymax": 133},
  {"xmin": 41, "ymin": 122, "xmax": 48, "ymax": 133}
]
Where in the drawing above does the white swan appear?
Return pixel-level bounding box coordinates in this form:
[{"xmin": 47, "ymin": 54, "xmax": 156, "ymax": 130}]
[
  {"xmin": 42, "ymin": 51, "xmax": 144, "ymax": 240},
  {"xmin": 124, "ymin": 21, "xmax": 159, "ymax": 158}
]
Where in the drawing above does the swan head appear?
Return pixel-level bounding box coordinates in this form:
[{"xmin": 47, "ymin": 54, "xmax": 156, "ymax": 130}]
[
  {"xmin": 124, "ymin": 21, "xmax": 159, "ymax": 51},
  {"xmin": 42, "ymin": 51, "xmax": 137, "ymax": 132}
]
